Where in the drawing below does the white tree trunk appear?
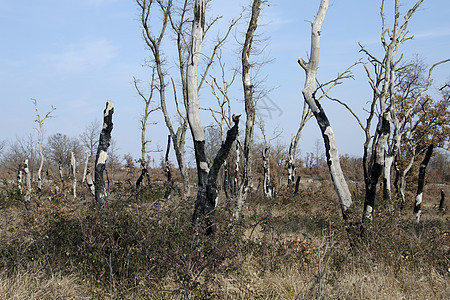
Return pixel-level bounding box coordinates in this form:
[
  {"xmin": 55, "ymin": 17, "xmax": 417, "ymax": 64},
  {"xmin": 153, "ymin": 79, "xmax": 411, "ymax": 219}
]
[
  {"xmin": 298, "ymin": 0, "xmax": 352, "ymax": 219},
  {"xmin": 71, "ymin": 151, "xmax": 77, "ymax": 201},
  {"xmin": 262, "ymin": 147, "xmax": 272, "ymax": 199},
  {"xmin": 94, "ymin": 100, "xmax": 114, "ymax": 207},
  {"xmin": 23, "ymin": 159, "xmax": 31, "ymax": 209},
  {"xmin": 82, "ymin": 153, "xmax": 89, "ymax": 183}
]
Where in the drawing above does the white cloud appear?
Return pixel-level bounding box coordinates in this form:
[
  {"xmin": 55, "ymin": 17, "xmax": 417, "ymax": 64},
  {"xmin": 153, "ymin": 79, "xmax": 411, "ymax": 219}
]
[
  {"xmin": 50, "ymin": 39, "xmax": 118, "ymax": 73},
  {"xmin": 412, "ymin": 27, "xmax": 450, "ymax": 40}
]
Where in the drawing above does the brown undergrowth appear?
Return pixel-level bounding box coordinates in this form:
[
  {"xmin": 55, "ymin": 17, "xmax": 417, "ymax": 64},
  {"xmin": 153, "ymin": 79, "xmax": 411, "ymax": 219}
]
[{"xmin": 0, "ymin": 180, "xmax": 448, "ymax": 299}]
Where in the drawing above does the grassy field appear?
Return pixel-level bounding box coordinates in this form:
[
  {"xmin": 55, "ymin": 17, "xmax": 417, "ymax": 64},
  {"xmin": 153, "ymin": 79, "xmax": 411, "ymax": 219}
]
[{"xmin": 0, "ymin": 178, "xmax": 448, "ymax": 299}]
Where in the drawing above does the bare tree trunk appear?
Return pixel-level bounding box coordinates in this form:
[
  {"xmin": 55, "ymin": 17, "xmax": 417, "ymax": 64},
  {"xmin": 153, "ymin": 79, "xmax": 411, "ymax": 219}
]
[
  {"xmin": 438, "ymin": 188, "xmax": 445, "ymax": 212},
  {"xmin": 94, "ymin": 101, "xmax": 114, "ymax": 207},
  {"xmin": 86, "ymin": 169, "xmax": 95, "ymax": 197},
  {"xmin": 71, "ymin": 151, "xmax": 77, "ymax": 201},
  {"xmin": 294, "ymin": 176, "xmax": 301, "ymax": 196},
  {"xmin": 233, "ymin": 0, "xmax": 262, "ymax": 222},
  {"xmin": 192, "ymin": 116, "xmax": 240, "ymax": 233},
  {"xmin": 298, "ymin": 0, "xmax": 352, "ymax": 220},
  {"xmin": 23, "ymin": 159, "xmax": 31, "ymax": 210},
  {"xmin": 363, "ymin": 111, "xmax": 391, "ymax": 221},
  {"xmin": 82, "ymin": 153, "xmax": 89, "ymax": 183},
  {"xmin": 17, "ymin": 163, "xmax": 23, "ymax": 193},
  {"xmin": 262, "ymin": 147, "xmax": 272, "ymax": 199},
  {"xmin": 58, "ymin": 161, "xmax": 64, "ymax": 189},
  {"xmin": 414, "ymin": 144, "xmax": 433, "ymax": 223},
  {"xmin": 32, "ymin": 99, "xmax": 55, "ymax": 192},
  {"xmin": 164, "ymin": 134, "xmax": 173, "ymax": 200},
  {"xmin": 234, "ymin": 140, "xmax": 240, "ymax": 197}
]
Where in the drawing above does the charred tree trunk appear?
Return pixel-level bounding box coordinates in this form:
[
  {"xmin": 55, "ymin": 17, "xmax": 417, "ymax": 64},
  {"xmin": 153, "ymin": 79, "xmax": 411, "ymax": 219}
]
[
  {"xmin": 94, "ymin": 100, "xmax": 114, "ymax": 207},
  {"xmin": 86, "ymin": 168, "xmax": 95, "ymax": 197},
  {"xmin": 82, "ymin": 153, "xmax": 89, "ymax": 183},
  {"xmin": 414, "ymin": 144, "xmax": 433, "ymax": 223},
  {"xmin": 262, "ymin": 147, "xmax": 272, "ymax": 199},
  {"xmin": 71, "ymin": 151, "xmax": 77, "ymax": 201},
  {"xmin": 164, "ymin": 134, "xmax": 173, "ymax": 200},
  {"xmin": 17, "ymin": 163, "xmax": 23, "ymax": 193},
  {"xmin": 293, "ymin": 175, "xmax": 301, "ymax": 196},
  {"xmin": 298, "ymin": 0, "xmax": 353, "ymax": 221},
  {"xmin": 438, "ymin": 188, "xmax": 445, "ymax": 212},
  {"xmin": 233, "ymin": 0, "xmax": 262, "ymax": 222},
  {"xmin": 23, "ymin": 159, "xmax": 31, "ymax": 210},
  {"xmin": 363, "ymin": 111, "xmax": 391, "ymax": 222},
  {"xmin": 192, "ymin": 116, "xmax": 240, "ymax": 233},
  {"xmin": 58, "ymin": 161, "xmax": 64, "ymax": 189}
]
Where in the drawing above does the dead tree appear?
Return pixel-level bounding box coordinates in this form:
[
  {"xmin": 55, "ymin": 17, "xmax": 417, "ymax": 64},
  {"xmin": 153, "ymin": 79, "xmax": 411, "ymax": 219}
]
[
  {"xmin": 288, "ymin": 101, "xmax": 312, "ymax": 188},
  {"xmin": 137, "ymin": 0, "xmax": 190, "ymax": 197},
  {"xmin": 82, "ymin": 153, "xmax": 89, "ymax": 183},
  {"xmin": 184, "ymin": 0, "xmax": 241, "ymax": 233},
  {"xmin": 413, "ymin": 144, "xmax": 433, "ymax": 223},
  {"xmin": 262, "ymin": 147, "xmax": 273, "ymax": 198},
  {"xmin": 32, "ymin": 99, "xmax": 55, "ymax": 192},
  {"xmin": 70, "ymin": 151, "xmax": 77, "ymax": 201},
  {"xmin": 23, "ymin": 159, "xmax": 31, "ymax": 209},
  {"xmin": 438, "ymin": 188, "xmax": 445, "ymax": 212},
  {"xmin": 163, "ymin": 134, "xmax": 173, "ymax": 199},
  {"xmin": 298, "ymin": 0, "xmax": 353, "ymax": 220},
  {"xmin": 94, "ymin": 100, "xmax": 114, "ymax": 207},
  {"xmin": 231, "ymin": 0, "xmax": 263, "ymax": 221},
  {"xmin": 134, "ymin": 65, "xmax": 159, "ymax": 188}
]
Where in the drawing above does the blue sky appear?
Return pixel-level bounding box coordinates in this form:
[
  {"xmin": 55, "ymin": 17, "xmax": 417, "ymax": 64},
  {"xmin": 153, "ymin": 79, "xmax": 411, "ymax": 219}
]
[{"xmin": 1, "ymin": 0, "xmax": 449, "ymax": 165}]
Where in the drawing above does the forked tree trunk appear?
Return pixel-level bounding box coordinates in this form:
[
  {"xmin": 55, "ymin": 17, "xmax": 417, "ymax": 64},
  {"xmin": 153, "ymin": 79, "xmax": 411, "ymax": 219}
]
[
  {"xmin": 363, "ymin": 111, "xmax": 391, "ymax": 221},
  {"xmin": 71, "ymin": 151, "xmax": 77, "ymax": 201},
  {"xmin": 298, "ymin": 0, "xmax": 353, "ymax": 220},
  {"xmin": 192, "ymin": 116, "xmax": 240, "ymax": 233},
  {"xmin": 414, "ymin": 144, "xmax": 433, "ymax": 223},
  {"xmin": 94, "ymin": 100, "xmax": 114, "ymax": 207}
]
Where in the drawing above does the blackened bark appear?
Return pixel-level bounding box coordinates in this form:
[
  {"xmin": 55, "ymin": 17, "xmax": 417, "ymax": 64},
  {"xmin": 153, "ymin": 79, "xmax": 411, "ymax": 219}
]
[
  {"xmin": 293, "ymin": 175, "xmax": 301, "ymax": 196},
  {"xmin": 94, "ymin": 100, "xmax": 114, "ymax": 207},
  {"xmin": 23, "ymin": 159, "xmax": 31, "ymax": 210},
  {"xmin": 164, "ymin": 134, "xmax": 173, "ymax": 199},
  {"xmin": 414, "ymin": 144, "xmax": 433, "ymax": 222},
  {"xmin": 363, "ymin": 113, "xmax": 390, "ymax": 222},
  {"xmin": 192, "ymin": 116, "xmax": 240, "ymax": 233},
  {"xmin": 438, "ymin": 188, "xmax": 445, "ymax": 211},
  {"xmin": 262, "ymin": 147, "xmax": 272, "ymax": 199},
  {"xmin": 136, "ymin": 167, "xmax": 149, "ymax": 188}
]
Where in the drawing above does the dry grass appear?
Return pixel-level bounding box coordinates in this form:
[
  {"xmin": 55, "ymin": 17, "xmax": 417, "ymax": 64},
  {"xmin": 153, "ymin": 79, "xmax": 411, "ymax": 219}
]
[
  {"xmin": 0, "ymin": 269, "xmax": 90, "ymax": 300},
  {"xmin": 0, "ymin": 179, "xmax": 448, "ymax": 299}
]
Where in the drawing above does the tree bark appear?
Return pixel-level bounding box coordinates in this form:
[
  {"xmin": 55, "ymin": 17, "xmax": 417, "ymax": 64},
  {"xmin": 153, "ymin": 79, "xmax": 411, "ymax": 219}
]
[
  {"xmin": 414, "ymin": 144, "xmax": 433, "ymax": 223},
  {"xmin": 262, "ymin": 147, "xmax": 273, "ymax": 199},
  {"xmin": 298, "ymin": 0, "xmax": 353, "ymax": 220},
  {"xmin": 82, "ymin": 153, "xmax": 89, "ymax": 183},
  {"xmin": 192, "ymin": 116, "xmax": 240, "ymax": 233},
  {"xmin": 363, "ymin": 111, "xmax": 391, "ymax": 221},
  {"xmin": 232, "ymin": 0, "xmax": 262, "ymax": 222},
  {"xmin": 164, "ymin": 134, "xmax": 173, "ymax": 199},
  {"xmin": 23, "ymin": 159, "xmax": 31, "ymax": 210},
  {"xmin": 71, "ymin": 151, "xmax": 77, "ymax": 201},
  {"xmin": 438, "ymin": 188, "xmax": 445, "ymax": 211},
  {"xmin": 94, "ymin": 100, "xmax": 114, "ymax": 207}
]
